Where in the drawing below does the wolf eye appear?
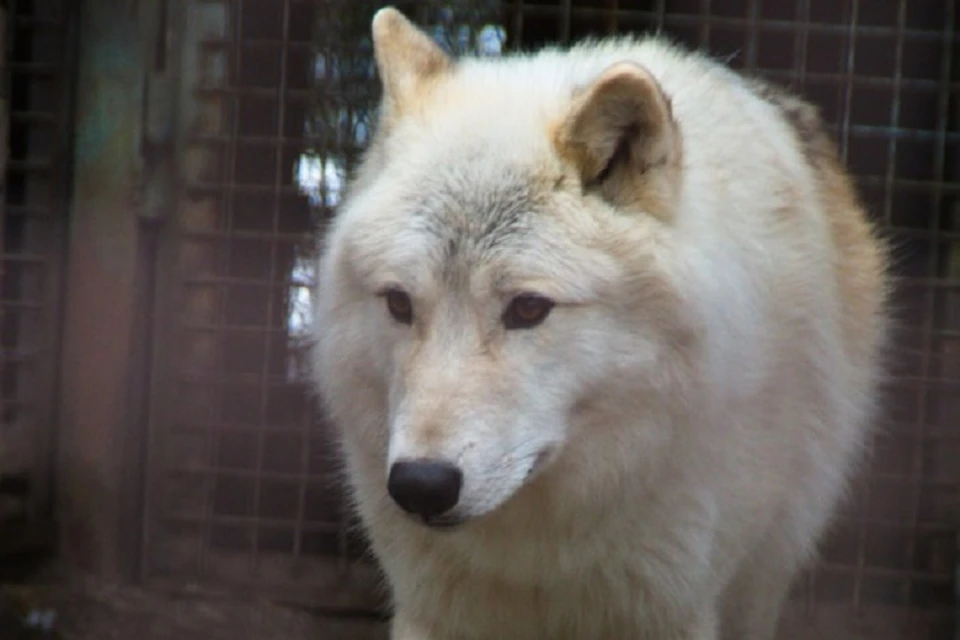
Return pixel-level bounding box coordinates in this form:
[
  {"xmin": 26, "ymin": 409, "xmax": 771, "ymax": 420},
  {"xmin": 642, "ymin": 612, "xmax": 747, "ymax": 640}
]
[
  {"xmin": 503, "ymin": 294, "xmax": 555, "ymax": 330},
  {"xmin": 385, "ymin": 289, "xmax": 413, "ymax": 325}
]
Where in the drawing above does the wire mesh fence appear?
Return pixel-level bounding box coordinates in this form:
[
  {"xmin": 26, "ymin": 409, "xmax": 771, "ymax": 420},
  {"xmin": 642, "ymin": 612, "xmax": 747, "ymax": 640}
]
[
  {"xmin": 0, "ymin": 0, "xmax": 74, "ymax": 539},
  {"xmin": 133, "ymin": 0, "xmax": 958, "ymax": 636}
]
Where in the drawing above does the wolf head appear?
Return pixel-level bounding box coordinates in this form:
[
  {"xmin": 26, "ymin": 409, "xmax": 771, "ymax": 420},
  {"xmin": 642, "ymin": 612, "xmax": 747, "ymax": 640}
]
[{"xmin": 314, "ymin": 8, "xmax": 696, "ymax": 529}]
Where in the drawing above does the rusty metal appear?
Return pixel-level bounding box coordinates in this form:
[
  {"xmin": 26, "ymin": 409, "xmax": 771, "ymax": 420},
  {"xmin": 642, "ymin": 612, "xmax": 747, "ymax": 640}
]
[{"xmin": 134, "ymin": 0, "xmax": 959, "ymax": 634}]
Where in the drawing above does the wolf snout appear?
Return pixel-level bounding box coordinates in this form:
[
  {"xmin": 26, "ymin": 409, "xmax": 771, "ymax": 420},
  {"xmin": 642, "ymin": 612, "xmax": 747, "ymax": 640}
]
[{"xmin": 388, "ymin": 458, "xmax": 463, "ymax": 522}]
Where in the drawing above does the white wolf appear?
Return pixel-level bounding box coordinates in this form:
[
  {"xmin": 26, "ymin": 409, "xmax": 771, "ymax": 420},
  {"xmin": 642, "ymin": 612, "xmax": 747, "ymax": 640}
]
[{"xmin": 312, "ymin": 7, "xmax": 889, "ymax": 639}]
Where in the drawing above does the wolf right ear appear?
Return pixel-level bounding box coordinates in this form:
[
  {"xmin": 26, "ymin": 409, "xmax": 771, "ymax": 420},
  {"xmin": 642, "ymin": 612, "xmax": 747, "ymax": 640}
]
[
  {"xmin": 555, "ymin": 62, "xmax": 682, "ymax": 218},
  {"xmin": 371, "ymin": 7, "xmax": 452, "ymax": 122}
]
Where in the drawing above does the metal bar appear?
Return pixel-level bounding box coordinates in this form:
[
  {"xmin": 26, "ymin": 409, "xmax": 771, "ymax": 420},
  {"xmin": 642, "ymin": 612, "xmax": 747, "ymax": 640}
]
[
  {"xmin": 178, "ymin": 228, "xmax": 310, "ymax": 241},
  {"xmin": 203, "ymin": 74, "xmax": 960, "ymax": 98},
  {"xmin": 181, "ymin": 274, "xmax": 314, "ymax": 288},
  {"xmin": 195, "ymin": 0, "xmax": 241, "ymax": 580},
  {"xmin": 817, "ymin": 562, "xmax": 954, "ymax": 584},
  {"xmin": 199, "ymin": 38, "xmax": 315, "ymax": 50},
  {"xmin": 955, "ymin": 530, "xmax": 960, "ymax": 640},
  {"xmin": 558, "ymin": 0, "xmax": 572, "ymax": 43},
  {"xmin": 249, "ymin": 0, "xmax": 292, "ymax": 578},
  {"xmin": 510, "ymin": 0, "xmax": 524, "ymax": 48},
  {"xmin": 503, "ymin": 4, "xmax": 953, "ymax": 42},
  {"xmin": 654, "ymin": 0, "xmax": 666, "ymax": 31},
  {"xmin": 903, "ymin": 0, "xmax": 957, "ymax": 613},
  {"xmin": 745, "ymin": 0, "xmax": 762, "ymax": 71},
  {"xmin": 4, "ymin": 206, "xmax": 59, "ymax": 218},
  {"xmin": 0, "ymin": 5, "xmax": 8, "ymax": 396},
  {"xmin": 606, "ymin": 0, "xmax": 619, "ymax": 35},
  {"xmin": 852, "ymin": 0, "xmax": 903, "ymax": 612},
  {"xmin": 699, "ymin": 0, "xmax": 712, "ymax": 50},
  {"xmin": 56, "ymin": 0, "xmax": 145, "ymax": 575},
  {"xmin": 838, "ymin": 0, "xmax": 860, "ymax": 164},
  {"xmin": 185, "ymin": 182, "xmax": 306, "ymax": 196},
  {"xmin": 166, "ymin": 512, "xmax": 343, "ymax": 532},
  {"xmin": 881, "ymin": 0, "xmax": 908, "ymax": 224},
  {"xmin": 792, "ymin": 0, "xmax": 811, "ymax": 91},
  {"xmin": 179, "ymin": 322, "xmax": 311, "ymax": 335}
]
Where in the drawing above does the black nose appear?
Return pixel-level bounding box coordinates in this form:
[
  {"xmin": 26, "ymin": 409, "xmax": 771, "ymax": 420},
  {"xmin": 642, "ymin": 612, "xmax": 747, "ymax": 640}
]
[{"xmin": 387, "ymin": 458, "xmax": 463, "ymax": 519}]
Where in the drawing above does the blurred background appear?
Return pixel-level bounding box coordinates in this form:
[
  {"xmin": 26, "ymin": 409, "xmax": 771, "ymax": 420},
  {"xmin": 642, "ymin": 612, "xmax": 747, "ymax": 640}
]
[{"xmin": 0, "ymin": 0, "xmax": 957, "ymax": 638}]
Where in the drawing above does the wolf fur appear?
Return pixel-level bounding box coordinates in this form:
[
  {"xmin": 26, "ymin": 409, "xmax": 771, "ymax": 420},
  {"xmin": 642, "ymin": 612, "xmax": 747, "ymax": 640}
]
[{"xmin": 312, "ymin": 7, "xmax": 889, "ymax": 639}]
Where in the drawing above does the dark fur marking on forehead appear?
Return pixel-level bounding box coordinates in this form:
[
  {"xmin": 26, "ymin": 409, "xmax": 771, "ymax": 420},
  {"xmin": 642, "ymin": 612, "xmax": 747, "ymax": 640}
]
[{"xmin": 413, "ymin": 163, "xmax": 537, "ymax": 264}]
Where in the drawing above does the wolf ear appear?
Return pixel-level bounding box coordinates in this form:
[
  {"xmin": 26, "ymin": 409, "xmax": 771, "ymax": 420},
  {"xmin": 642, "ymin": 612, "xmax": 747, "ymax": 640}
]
[
  {"xmin": 556, "ymin": 62, "xmax": 681, "ymax": 217},
  {"xmin": 371, "ymin": 7, "xmax": 452, "ymax": 120}
]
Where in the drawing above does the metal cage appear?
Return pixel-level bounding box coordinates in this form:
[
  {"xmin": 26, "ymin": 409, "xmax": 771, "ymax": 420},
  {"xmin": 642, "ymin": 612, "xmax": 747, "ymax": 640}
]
[
  {"xmin": 0, "ymin": 0, "xmax": 75, "ymax": 546},
  {"xmin": 85, "ymin": 0, "xmax": 957, "ymax": 637}
]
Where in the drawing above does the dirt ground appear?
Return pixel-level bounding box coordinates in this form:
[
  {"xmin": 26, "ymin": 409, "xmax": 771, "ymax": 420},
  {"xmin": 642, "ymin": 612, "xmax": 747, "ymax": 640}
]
[
  {"xmin": 1, "ymin": 571, "xmax": 389, "ymax": 640},
  {"xmin": 0, "ymin": 565, "xmax": 946, "ymax": 639}
]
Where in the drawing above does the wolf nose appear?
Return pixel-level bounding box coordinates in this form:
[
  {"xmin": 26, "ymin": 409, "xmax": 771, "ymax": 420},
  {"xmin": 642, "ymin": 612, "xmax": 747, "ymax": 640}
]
[{"xmin": 387, "ymin": 458, "xmax": 463, "ymax": 519}]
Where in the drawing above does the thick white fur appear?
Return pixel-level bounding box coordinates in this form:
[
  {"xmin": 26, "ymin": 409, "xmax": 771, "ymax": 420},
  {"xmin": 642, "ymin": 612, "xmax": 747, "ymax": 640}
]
[{"xmin": 313, "ymin": 9, "xmax": 888, "ymax": 640}]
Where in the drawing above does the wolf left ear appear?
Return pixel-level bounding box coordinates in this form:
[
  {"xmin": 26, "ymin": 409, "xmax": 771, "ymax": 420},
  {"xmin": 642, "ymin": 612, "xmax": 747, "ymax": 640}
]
[
  {"xmin": 371, "ymin": 7, "xmax": 452, "ymax": 121},
  {"xmin": 556, "ymin": 62, "xmax": 681, "ymax": 217}
]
